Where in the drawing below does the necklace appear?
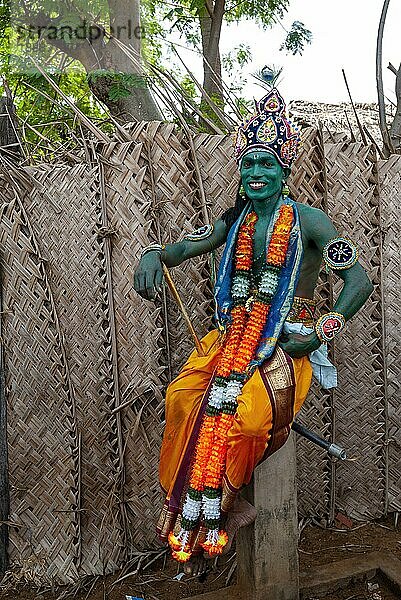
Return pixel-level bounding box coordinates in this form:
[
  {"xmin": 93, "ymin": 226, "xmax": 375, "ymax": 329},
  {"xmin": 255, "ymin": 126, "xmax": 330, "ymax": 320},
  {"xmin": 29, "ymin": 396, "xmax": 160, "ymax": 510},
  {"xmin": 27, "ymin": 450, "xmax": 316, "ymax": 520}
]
[{"xmin": 168, "ymin": 204, "xmax": 294, "ymax": 563}]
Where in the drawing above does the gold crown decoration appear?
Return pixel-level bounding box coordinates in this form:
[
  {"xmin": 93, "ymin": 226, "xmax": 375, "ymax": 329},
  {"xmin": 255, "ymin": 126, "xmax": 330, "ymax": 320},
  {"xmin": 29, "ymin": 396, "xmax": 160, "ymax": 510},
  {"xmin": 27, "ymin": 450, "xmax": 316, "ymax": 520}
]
[{"xmin": 233, "ymin": 89, "xmax": 302, "ymax": 168}]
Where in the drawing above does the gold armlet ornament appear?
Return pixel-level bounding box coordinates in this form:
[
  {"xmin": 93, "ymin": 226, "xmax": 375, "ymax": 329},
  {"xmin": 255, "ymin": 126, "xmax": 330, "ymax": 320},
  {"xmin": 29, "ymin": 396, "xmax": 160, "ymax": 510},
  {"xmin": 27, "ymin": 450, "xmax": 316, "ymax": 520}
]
[
  {"xmin": 315, "ymin": 312, "xmax": 346, "ymax": 344},
  {"xmin": 323, "ymin": 237, "xmax": 358, "ymax": 271}
]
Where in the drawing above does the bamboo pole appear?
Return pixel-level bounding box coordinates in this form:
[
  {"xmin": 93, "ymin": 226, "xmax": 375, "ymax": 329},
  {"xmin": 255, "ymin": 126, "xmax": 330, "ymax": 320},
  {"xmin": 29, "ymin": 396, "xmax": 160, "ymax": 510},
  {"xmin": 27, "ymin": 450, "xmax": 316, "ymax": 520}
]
[
  {"xmin": 92, "ymin": 143, "xmax": 129, "ymax": 557},
  {"xmin": 0, "ymin": 261, "xmax": 10, "ymax": 575},
  {"xmin": 162, "ymin": 265, "xmax": 205, "ymax": 357},
  {"xmin": 341, "ymin": 69, "xmax": 368, "ymax": 146}
]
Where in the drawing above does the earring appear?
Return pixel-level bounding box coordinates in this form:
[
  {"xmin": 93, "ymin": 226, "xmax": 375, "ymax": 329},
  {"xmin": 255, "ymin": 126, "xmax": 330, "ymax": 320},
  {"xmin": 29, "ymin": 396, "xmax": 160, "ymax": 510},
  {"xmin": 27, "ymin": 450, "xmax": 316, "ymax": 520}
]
[
  {"xmin": 239, "ymin": 185, "xmax": 245, "ymax": 199},
  {"xmin": 282, "ymin": 181, "xmax": 290, "ymax": 197}
]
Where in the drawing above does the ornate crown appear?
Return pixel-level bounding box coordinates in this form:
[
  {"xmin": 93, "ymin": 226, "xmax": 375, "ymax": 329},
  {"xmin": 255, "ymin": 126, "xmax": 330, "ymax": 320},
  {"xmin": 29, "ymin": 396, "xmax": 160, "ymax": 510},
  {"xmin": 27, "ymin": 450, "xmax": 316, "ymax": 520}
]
[{"xmin": 233, "ymin": 89, "xmax": 301, "ymax": 168}]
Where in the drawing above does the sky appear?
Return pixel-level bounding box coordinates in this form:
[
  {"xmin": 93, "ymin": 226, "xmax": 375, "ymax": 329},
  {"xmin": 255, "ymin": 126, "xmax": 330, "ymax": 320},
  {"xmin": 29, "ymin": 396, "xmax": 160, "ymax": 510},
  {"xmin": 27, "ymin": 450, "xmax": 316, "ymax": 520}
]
[{"xmin": 168, "ymin": 0, "xmax": 401, "ymax": 105}]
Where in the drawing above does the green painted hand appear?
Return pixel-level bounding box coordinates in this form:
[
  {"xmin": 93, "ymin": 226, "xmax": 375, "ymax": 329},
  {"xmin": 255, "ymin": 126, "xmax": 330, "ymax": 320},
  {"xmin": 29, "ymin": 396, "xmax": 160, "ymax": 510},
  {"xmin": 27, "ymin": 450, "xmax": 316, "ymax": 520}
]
[
  {"xmin": 278, "ymin": 331, "xmax": 321, "ymax": 358},
  {"xmin": 134, "ymin": 251, "xmax": 164, "ymax": 301}
]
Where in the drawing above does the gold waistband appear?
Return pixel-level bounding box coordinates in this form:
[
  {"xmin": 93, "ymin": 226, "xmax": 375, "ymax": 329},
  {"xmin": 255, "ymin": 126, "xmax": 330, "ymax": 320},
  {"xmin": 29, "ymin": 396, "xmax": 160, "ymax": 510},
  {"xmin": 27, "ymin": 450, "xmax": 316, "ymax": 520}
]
[{"xmin": 286, "ymin": 296, "xmax": 317, "ymax": 326}]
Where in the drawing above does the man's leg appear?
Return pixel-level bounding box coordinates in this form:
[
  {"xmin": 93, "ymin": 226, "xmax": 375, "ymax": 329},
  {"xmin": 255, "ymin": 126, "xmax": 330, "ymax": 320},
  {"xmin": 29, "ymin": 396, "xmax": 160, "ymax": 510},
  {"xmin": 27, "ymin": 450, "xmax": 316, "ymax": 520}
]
[
  {"xmin": 159, "ymin": 330, "xmax": 221, "ymax": 493},
  {"xmin": 159, "ymin": 344, "xmax": 312, "ymax": 571},
  {"xmin": 222, "ymin": 352, "xmax": 313, "ymax": 549},
  {"xmin": 158, "ymin": 330, "xmax": 222, "ymax": 575}
]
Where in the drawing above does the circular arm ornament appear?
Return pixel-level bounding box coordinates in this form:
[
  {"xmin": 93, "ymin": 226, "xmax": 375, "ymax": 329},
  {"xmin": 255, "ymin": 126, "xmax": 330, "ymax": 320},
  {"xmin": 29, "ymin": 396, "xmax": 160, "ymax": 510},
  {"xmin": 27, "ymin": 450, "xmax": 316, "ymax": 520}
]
[
  {"xmin": 323, "ymin": 237, "xmax": 358, "ymax": 270},
  {"xmin": 315, "ymin": 312, "xmax": 346, "ymax": 344},
  {"xmin": 184, "ymin": 224, "xmax": 214, "ymax": 241}
]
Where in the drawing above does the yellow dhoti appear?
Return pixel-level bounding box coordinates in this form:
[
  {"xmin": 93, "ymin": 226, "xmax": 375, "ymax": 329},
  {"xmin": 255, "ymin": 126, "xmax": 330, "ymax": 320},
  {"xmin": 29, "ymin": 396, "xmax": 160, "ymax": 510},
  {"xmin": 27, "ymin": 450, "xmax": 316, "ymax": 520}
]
[{"xmin": 157, "ymin": 328, "xmax": 312, "ymax": 551}]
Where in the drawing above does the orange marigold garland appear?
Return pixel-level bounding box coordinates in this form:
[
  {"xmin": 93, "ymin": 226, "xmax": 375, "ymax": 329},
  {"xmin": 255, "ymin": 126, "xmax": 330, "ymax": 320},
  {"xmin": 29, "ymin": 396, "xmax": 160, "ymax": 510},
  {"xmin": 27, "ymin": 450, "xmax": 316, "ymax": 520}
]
[{"xmin": 168, "ymin": 203, "xmax": 294, "ymax": 561}]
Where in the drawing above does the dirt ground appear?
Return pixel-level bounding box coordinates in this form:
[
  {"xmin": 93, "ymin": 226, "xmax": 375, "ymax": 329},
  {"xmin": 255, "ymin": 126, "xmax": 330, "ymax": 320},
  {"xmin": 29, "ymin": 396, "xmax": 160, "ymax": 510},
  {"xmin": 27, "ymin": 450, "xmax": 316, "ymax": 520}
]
[
  {"xmin": 0, "ymin": 514, "xmax": 400, "ymax": 600},
  {"xmin": 299, "ymin": 514, "xmax": 401, "ymax": 600}
]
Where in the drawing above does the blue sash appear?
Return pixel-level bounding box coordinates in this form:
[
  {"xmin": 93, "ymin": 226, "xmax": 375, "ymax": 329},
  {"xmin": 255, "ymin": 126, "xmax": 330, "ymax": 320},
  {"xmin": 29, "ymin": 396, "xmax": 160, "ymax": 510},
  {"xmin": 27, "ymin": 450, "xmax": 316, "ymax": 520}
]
[{"xmin": 213, "ymin": 197, "xmax": 303, "ymax": 369}]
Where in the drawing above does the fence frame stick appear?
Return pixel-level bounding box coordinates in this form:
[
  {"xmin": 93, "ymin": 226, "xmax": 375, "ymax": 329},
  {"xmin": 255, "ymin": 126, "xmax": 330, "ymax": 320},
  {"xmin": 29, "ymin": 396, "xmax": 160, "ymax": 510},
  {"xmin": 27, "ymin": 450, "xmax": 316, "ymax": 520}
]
[{"xmin": 0, "ymin": 260, "xmax": 10, "ymax": 576}]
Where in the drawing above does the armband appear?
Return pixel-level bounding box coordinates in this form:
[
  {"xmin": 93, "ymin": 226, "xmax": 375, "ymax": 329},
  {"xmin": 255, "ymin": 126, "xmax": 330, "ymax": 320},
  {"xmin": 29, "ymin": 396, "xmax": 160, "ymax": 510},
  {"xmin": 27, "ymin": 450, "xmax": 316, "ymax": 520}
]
[
  {"xmin": 140, "ymin": 243, "xmax": 165, "ymax": 259},
  {"xmin": 323, "ymin": 237, "xmax": 358, "ymax": 271},
  {"xmin": 315, "ymin": 312, "xmax": 346, "ymax": 343},
  {"xmin": 183, "ymin": 224, "xmax": 214, "ymax": 241}
]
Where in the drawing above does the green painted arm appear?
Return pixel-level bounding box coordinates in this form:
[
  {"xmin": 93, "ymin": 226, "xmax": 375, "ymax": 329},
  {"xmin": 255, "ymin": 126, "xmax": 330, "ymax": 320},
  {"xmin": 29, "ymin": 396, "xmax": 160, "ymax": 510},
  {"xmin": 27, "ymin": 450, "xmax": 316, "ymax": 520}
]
[
  {"xmin": 133, "ymin": 219, "xmax": 227, "ymax": 300},
  {"xmin": 279, "ymin": 206, "xmax": 374, "ymax": 358},
  {"xmin": 305, "ymin": 207, "xmax": 374, "ymax": 319}
]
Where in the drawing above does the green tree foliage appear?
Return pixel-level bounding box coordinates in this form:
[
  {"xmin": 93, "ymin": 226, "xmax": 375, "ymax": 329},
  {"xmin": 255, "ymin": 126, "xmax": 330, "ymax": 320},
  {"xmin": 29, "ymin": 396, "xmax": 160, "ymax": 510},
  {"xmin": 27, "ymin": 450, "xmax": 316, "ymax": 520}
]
[
  {"xmin": 280, "ymin": 21, "xmax": 312, "ymax": 55},
  {"xmin": 159, "ymin": 0, "xmax": 311, "ymax": 123},
  {"xmin": 224, "ymin": 0, "xmax": 288, "ymax": 26},
  {"xmin": 1, "ymin": 0, "xmax": 162, "ymax": 127},
  {"xmin": 0, "ymin": 0, "xmax": 110, "ymax": 158},
  {"xmin": 0, "ymin": 0, "xmax": 311, "ymax": 154}
]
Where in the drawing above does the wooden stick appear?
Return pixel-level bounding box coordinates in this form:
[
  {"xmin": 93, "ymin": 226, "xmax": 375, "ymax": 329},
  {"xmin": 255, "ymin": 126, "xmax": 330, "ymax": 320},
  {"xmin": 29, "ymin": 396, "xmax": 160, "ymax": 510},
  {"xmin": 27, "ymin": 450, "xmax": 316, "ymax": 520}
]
[
  {"xmin": 0, "ymin": 261, "xmax": 9, "ymax": 575},
  {"xmin": 341, "ymin": 69, "xmax": 368, "ymax": 146},
  {"xmin": 31, "ymin": 59, "xmax": 110, "ymax": 143},
  {"xmin": 363, "ymin": 124, "xmax": 386, "ymax": 159},
  {"xmin": 162, "ymin": 265, "xmax": 205, "ymax": 357},
  {"xmin": 376, "ymin": 0, "xmax": 394, "ymax": 156}
]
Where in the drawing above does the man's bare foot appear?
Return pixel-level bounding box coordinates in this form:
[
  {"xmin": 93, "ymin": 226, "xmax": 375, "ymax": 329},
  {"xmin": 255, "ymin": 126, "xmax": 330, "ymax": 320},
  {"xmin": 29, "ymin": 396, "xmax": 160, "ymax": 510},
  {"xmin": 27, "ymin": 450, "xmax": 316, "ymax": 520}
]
[
  {"xmin": 183, "ymin": 553, "xmax": 208, "ymax": 577},
  {"xmin": 221, "ymin": 496, "xmax": 257, "ymax": 555}
]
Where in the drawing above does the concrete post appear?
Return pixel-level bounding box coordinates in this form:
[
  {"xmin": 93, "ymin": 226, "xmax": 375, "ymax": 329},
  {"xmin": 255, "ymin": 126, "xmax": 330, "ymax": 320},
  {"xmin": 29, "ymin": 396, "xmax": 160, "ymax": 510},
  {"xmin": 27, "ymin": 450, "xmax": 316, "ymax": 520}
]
[{"xmin": 237, "ymin": 433, "xmax": 299, "ymax": 600}]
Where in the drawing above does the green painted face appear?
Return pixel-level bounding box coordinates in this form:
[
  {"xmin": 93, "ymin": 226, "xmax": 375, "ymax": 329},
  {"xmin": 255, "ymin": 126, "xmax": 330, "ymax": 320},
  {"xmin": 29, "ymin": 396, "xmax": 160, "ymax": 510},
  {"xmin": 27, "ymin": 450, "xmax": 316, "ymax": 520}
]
[{"xmin": 240, "ymin": 151, "xmax": 286, "ymax": 202}]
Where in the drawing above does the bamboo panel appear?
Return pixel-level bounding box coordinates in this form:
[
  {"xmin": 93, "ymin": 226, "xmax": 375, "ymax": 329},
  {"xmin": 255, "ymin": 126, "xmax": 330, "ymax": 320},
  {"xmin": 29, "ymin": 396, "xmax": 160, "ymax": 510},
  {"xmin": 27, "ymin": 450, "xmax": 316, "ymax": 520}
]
[
  {"xmin": 100, "ymin": 139, "xmax": 167, "ymax": 551},
  {"xmin": 193, "ymin": 133, "xmax": 239, "ymax": 218},
  {"xmin": 144, "ymin": 123, "xmax": 213, "ymax": 375},
  {"xmin": 378, "ymin": 155, "xmax": 401, "ymax": 512},
  {"xmin": 0, "ymin": 178, "xmax": 80, "ymax": 582},
  {"xmin": 326, "ymin": 143, "xmax": 387, "ymax": 519},
  {"xmin": 1, "ymin": 123, "xmax": 400, "ymax": 585},
  {"xmin": 292, "ymin": 129, "xmax": 334, "ymax": 520},
  {"xmin": 289, "ymin": 128, "xmax": 326, "ymax": 207},
  {"xmin": 22, "ymin": 163, "xmax": 125, "ymax": 574}
]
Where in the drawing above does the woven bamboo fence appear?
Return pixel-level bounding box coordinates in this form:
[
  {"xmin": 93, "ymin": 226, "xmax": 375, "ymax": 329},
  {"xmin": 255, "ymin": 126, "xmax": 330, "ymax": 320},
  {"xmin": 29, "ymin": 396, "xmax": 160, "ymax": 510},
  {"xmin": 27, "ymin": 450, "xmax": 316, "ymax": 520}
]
[{"xmin": 0, "ymin": 123, "xmax": 400, "ymax": 583}]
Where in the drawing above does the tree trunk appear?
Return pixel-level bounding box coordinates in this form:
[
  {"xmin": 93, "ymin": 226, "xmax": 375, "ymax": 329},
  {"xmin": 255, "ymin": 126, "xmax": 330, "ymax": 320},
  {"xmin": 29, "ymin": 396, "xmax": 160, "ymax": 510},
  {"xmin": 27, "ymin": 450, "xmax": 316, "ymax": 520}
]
[
  {"xmin": 95, "ymin": 0, "xmax": 163, "ymax": 122},
  {"xmin": 376, "ymin": 0, "xmax": 393, "ymax": 156},
  {"xmin": 87, "ymin": 41, "xmax": 163, "ymax": 124},
  {"xmin": 0, "ymin": 96, "xmax": 21, "ymax": 162},
  {"xmin": 389, "ymin": 63, "xmax": 401, "ymax": 152},
  {"xmin": 199, "ymin": 0, "xmax": 225, "ymax": 102},
  {"xmin": 30, "ymin": 0, "xmax": 162, "ymax": 123}
]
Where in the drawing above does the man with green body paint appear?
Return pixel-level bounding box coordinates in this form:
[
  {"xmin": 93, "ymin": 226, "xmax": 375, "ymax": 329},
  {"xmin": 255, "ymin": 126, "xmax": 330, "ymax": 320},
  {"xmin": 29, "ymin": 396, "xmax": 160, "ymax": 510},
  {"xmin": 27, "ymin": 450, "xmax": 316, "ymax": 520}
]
[
  {"xmin": 134, "ymin": 90, "xmax": 373, "ymax": 574},
  {"xmin": 135, "ymin": 151, "xmax": 372, "ymax": 354}
]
